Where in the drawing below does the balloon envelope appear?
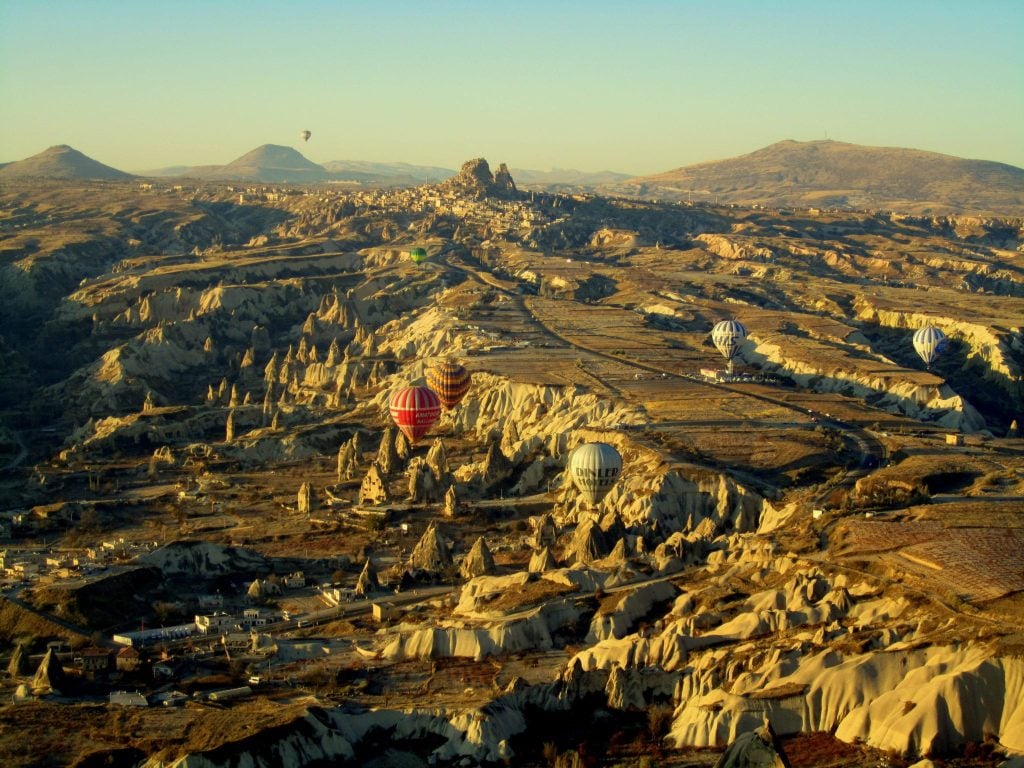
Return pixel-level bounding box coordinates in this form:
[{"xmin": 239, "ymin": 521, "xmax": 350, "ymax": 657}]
[
  {"xmin": 426, "ymin": 359, "xmax": 471, "ymax": 410},
  {"xmin": 409, "ymin": 247, "xmax": 428, "ymax": 264},
  {"xmin": 913, "ymin": 325, "xmax": 946, "ymax": 366},
  {"xmin": 711, "ymin": 319, "xmax": 747, "ymax": 360},
  {"xmin": 300, "ymin": 130, "xmax": 311, "ymax": 142},
  {"xmin": 389, "ymin": 386, "xmax": 441, "ymax": 444},
  {"xmin": 568, "ymin": 442, "xmax": 622, "ymax": 506}
]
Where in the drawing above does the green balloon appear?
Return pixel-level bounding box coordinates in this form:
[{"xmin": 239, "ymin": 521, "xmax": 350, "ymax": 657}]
[{"xmin": 409, "ymin": 247, "xmax": 428, "ymax": 264}]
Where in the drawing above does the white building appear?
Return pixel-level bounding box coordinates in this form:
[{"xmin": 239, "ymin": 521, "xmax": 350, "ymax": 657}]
[{"xmin": 195, "ymin": 612, "xmax": 237, "ymax": 635}]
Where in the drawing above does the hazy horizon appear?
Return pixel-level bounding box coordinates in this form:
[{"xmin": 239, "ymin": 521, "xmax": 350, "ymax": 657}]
[{"xmin": 2, "ymin": 0, "xmax": 1023, "ymax": 174}]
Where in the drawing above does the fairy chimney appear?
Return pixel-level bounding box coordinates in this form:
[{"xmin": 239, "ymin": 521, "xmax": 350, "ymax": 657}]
[
  {"xmin": 376, "ymin": 427, "xmax": 400, "ymax": 475},
  {"xmin": 297, "ymin": 481, "xmax": 314, "ymax": 515},
  {"xmin": 443, "ymin": 484, "xmax": 458, "ymax": 518},
  {"xmin": 355, "ymin": 558, "xmax": 380, "ymax": 596},
  {"xmin": 359, "ymin": 463, "xmax": 390, "ymax": 506},
  {"xmin": 409, "ymin": 521, "xmax": 451, "ymax": 572},
  {"xmin": 460, "ymin": 536, "xmax": 495, "ymax": 579}
]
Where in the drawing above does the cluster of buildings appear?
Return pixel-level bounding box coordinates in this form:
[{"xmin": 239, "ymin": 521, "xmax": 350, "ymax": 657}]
[{"xmin": 0, "ymin": 539, "xmax": 159, "ymax": 587}]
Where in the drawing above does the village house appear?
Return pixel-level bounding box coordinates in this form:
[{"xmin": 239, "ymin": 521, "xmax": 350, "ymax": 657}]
[
  {"xmin": 372, "ymin": 602, "xmax": 400, "ymax": 623},
  {"xmin": 194, "ymin": 612, "xmax": 237, "ymax": 635},
  {"xmin": 242, "ymin": 608, "xmax": 268, "ymax": 628},
  {"xmin": 221, "ymin": 632, "xmax": 251, "ymax": 653},
  {"xmin": 112, "ymin": 623, "xmax": 194, "ymax": 648},
  {"xmin": 78, "ymin": 647, "xmax": 110, "ymax": 677},
  {"xmin": 7, "ymin": 559, "xmax": 40, "ymax": 579},
  {"xmin": 116, "ymin": 646, "xmax": 141, "ymax": 672},
  {"xmin": 321, "ymin": 585, "xmax": 356, "ymax": 605}
]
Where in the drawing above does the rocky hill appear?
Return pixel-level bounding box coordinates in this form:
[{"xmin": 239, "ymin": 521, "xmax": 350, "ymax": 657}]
[
  {"xmin": 200, "ymin": 144, "xmax": 331, "ymax": 183},
  {"xmin": 621, "ymin": 139, "xmax": 1024, "ymax": 216},
  {"xmin": 0, "ymin": 145, "xmax": 132, "ymax": 180},
  {"xmin": 440, "ymin": 157, "xmax": 519, "ymax": 199}
]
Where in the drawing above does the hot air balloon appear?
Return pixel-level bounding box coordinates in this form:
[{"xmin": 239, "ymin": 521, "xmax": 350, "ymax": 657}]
[
  {"xmin": 409, "ymin": 247, "xmax": 428, "ymax": 264},
  {"xmin": 568, "ymin": 442, "xmax": 622, "ymax": 506},
  {"xmin": 426, "ymin": 359, "xmax": 471, "ymax": 410},
  {"xmin": 913, "ymin": 325, "xmax": 946, "ymax": 368},
  {"xmin": 389, "ymin": 385, "xmax": 441, "ymax": 444},
  {"xmin": 710, "ymin": 319, "xmax": 747, "ymax": 373},
  {"xmin": 300, "ymin": 130, "xmax": 311, "ymax": 143}
]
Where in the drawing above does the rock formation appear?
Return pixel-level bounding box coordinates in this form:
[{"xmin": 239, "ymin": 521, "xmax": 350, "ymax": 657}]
[
  {"xmin": 337, "ymin": 439, "xmax": 357, "ymax": 481},
  {"xmin": 714, "ymin": 723, "xmax": 791, "ymax": 768},
  {"xmin": 531, "ymin": 513, "xmax": 559, "ymax": 548},
  {"xmin": 442, "ymin": 158, "xmax": 519, "ymax": 200},
  {"xmin": 605, "ymin": 665, "xmax": 646, "ymax": 711},
  {"xmin": 394, "ymin": 429, "xmax": 410, "ymax": 461},
  {"xmin": 442, "ymin": 484, "xmax": 458, "ymax": 518},
  {"xmin": 478, "ymin": 441, "xmax": 513, "ymax": 493},
  {"xmin": 247, "ymin": 578, "xmax": 266, "ymax": 602},
  {"xmin": 459, "ymin": 536, "xmax": 495, "ymax": 579},
  {"xmin": 359, "ymin": 463, "xmax": 390, "ymax": 506},
  {"xmin": 426, "ymin": 438, "xmax": 450, "ymax": 476},
  {"xmin": 407, "ymin": 459, "xmax": 440, "ymax": 504},
  {"xmin": 7, "ymin": 643, "xmax": 28, "ymax": 679},
  {"xmin": 355, "ymin": 558, "xmax": 379, "ymax": 596},
  {"xmin": 409, "ymin": 521, "xmax": 451, "ymax": 572},
  {"xmin": 528, "ymin": 546, "xmax": 558, "ymax": 573},
  {"xmin": 31, "ymin": 648, "xmax": 66, "ymax": 695},
  {"xmin": 564, "ymin": 518, "xmax": 608, "ymax": 564},
  {"xmin": 376, "ymin": 427, "xmax": 400, "ymax": 475},
  {"xmin": 297, "ymin": 481, "xmax": 313, "ymax": 515}
]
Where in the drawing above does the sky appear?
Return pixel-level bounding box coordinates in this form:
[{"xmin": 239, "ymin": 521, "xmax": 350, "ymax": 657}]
[{"xmin": 1, "ymin": 0, "xmax": 1023, "ymax": 175}]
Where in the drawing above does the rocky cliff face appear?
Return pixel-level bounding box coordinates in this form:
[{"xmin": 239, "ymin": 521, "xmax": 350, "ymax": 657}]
[
  {"xmin": 742, "ymin": 335, "xmax": 987, "ymax": 431},
  {"xmin": 441, "ymin": 158, "xmax": 519, "ymax": 199},
  {"xmin": 854, "ymin": 297, "xmax": 1023, "ymax": 401}
]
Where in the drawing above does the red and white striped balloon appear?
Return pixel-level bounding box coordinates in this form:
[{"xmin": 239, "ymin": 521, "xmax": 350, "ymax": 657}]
[{"xmin": 388, "ymin": 385, "xmax": 442, "ymax": 444}]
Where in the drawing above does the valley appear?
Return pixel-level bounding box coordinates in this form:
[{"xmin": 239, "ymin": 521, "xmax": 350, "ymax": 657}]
[{"xmin": 1, "ymin": 160, "xmax": 1023, "ymax": 768}]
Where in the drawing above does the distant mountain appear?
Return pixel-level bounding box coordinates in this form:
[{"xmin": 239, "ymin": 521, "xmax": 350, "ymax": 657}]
[
  {"xmin": 622, "ymin": 140, "xmax": 1024, "ymax": 216},
  {"xmin": 135, "ymin": 164, "xmax": 221, "ymax": 178},
  {"xmin": 512, "ymin": 167, "xmax": 633, "ymax": 188},
  {"xmin": 138, "ymin": 149, "xmax": 451, "ymax": 185},
  {"xmin": 0, "ymin": 145, "xmax": 132, "ymax": 180},
  {"xmin": 201, "ymin": 144, "xmax": 330, "ymax": 183},
  {"xmin": 321, "ymin": 160, "xmax": 454, "ymax": 184}
]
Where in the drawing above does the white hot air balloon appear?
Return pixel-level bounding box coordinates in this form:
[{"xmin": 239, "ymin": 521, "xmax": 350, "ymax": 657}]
[
  {"xmin": 710, "ymin": 319, "xmax": 748, "ymax": 373},
  {"xmin": 300, "ymin": 130, "xmax": 312, "ymax": 143},
  {"xmin": 913, "ymin": 325, "xmax": 946, "ymax": 368},
  {"xmin": 568, "ymin": 442, "xmax": 622, "ymax": 507}
]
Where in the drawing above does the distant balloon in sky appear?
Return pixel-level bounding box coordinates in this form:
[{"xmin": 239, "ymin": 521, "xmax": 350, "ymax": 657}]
[
  {"xmin": 389, "ymin": 385, "xmax": 441, "ymax": 444},
  {"xmin": 913, "ymin": 325, "xmax": 946, "ymax": 367},
  {"xmin": 568, "ymin": 442, "xmax": 622, "ymax": 506},
  {"xmin": 300, "ymin": 130, "xmax": 312, "ymax": 143},
  {"xmin": 426, "ymin": 359, "xmax": 471, "ymax": 410},
  {"xmin": 409, "ymin": 247, "xmax": 428, "ymax": 264}
]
